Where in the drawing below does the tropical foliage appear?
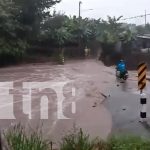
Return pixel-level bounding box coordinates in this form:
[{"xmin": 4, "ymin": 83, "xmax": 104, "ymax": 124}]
[{"xmin": 0, "ymin": 0, "xmax": 148, "ymax": 65}]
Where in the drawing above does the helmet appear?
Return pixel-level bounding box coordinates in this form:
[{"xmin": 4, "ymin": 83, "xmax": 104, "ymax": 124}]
[{"xmin": 120, "ymin": 59, "xmax": 124, "ymax": 62}]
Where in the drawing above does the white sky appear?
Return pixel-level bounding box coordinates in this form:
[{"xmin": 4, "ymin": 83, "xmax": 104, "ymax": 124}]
[{"xmin": 54, "ymin": 0, "xmax": 150, "ymax": 25}]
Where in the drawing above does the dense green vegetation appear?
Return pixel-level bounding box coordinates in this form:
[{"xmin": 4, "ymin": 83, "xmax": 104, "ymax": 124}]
[{"xmin": 0, "ymin": 0, "xmax": 149, "ymax": 65}]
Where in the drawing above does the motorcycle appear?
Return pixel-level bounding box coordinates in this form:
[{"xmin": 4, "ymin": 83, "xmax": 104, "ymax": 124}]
[{"xmin": 116, "ymin": 69, "xmax": 128, "ymax": 80}]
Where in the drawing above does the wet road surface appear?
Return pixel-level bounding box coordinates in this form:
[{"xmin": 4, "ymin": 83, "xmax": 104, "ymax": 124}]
[
  {"xmin": 105, "ymin": 77, "xmax": 150, "ymax": 138},
  {"xmin": 0, "ymin": 60, "xmax": 113, "ymax": 144},
  {"xmin": 0, "ymin": 59, "xmax": 150, "ymax": 146}
]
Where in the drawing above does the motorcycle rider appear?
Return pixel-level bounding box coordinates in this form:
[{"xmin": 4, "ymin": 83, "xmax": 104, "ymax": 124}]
[{"xmin": 116, "ymin": 60, "xmax": 127, "ymax": 78}]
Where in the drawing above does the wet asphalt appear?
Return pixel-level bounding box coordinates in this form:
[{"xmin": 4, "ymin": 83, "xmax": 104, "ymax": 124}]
[{"xmin": 105, "ymin": 79, "xmax": 150, "ymax": 138}]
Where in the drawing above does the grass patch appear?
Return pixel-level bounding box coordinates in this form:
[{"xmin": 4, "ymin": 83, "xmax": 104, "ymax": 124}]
[
  {"xmin": 3, "ymin": 125, "xmax": 150, "ymax": 150},
  {"xmin": 4, "ymin": 124, "xmax": 50, "ymax": 150},
  {"xmin": 60, "ymin": 129, "xmax": 150, "ymax": 150},
  {"xmin": 60, "ymin": 128, "xmax": 96, "ymax": 150},
  {"xmin": 109, "ymin": 135, "xmax": 150, "ymax": 150}
]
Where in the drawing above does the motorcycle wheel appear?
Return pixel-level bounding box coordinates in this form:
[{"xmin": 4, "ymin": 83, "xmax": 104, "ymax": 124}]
[{"xmin": 123, "ymin": 77, "xmax": 126, "ymax": 80}]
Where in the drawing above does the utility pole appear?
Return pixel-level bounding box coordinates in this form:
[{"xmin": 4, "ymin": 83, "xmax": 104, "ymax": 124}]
[
  {"xmin": 79, "ymin": 1, "xmax": 82, "ymax": 19},
  {"xmin": 78, "ymin": 1, "xmax": 82, "ymax": 57},
  {"xmin": 145, "ymin": 10, "xmax": 147, "ymax": 27}
]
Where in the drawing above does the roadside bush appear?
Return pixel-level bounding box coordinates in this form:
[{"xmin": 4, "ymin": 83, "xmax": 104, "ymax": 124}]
[
  {"xmin": 4, "ymin": 124, "xmax": 50, "ymax": 150},
  {"xmin": 0, "ymin": 39, "xmax": 27, "ymax": 66},
  {"xmin": 60, "ymin": 128, "xmax": 96, "ymax": 150},
  {"xmin": 3, "ymin": 125, "xmax": 150, "ymax": 150}
]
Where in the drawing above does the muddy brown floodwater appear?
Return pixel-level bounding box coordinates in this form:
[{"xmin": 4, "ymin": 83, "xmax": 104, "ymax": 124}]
[{"xmin": 0, "ymin": 59, "xmax": 115, "ymax": 146}]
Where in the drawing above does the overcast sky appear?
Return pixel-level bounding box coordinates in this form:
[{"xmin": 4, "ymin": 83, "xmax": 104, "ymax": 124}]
[{"xmin": 54, "ymin": 0, "xmax": 150, "ymax": 25}]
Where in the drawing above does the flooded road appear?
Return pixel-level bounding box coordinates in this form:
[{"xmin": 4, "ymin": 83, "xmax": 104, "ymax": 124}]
[
  {"xmin": 0, "ymin": 59, "xmax": 150, "ymax": 145},
  {"xmin": 0, "ymin": 60, "xmax": 113, "ymax": 143}
]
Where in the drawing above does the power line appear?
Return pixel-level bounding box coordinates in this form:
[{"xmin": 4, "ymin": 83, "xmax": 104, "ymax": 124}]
[
  {"xmin": 79, "ymin": 1, "xmax": 82, "ymax": 18},
  {"xmin": 121, "ymin": 13, "xmax": 150, "ymax": 21}
]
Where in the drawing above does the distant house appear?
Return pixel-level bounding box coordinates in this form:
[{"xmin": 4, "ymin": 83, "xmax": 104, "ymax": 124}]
[{"xmin": 136, "ymin": 34, "xmax": 150, "ymax": 53}]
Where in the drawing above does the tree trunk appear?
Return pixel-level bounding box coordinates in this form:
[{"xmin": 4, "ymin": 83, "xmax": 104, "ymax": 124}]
[{"xmin": 58, "ymin": 47, "xmax": 64, "ymax": 65}]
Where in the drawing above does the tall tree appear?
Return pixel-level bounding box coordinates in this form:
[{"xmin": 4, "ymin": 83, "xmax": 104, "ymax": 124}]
[
  {"xmin": 0, "ymin": 0, "xmax": 27, "ymax": 64},
  {"xmin": 13, "ymin": 0, "xmax": 61, "ymax": 41}
]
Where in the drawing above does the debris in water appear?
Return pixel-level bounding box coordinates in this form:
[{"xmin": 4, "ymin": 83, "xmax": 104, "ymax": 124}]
[
  {"xmin": 122, "ymin": 106, "xmax": 127, "ymax": 111},
  {"xmin": 92, "ymin": 102, "xmax": 97, "ymax": 107},
  {"xmin": 100, "ymin": 92, "xmax": 107, "ymax": 98}
]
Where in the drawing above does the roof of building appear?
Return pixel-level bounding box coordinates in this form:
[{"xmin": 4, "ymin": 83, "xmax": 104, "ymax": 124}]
[{"xmin": 137, "ymin": 35, "xmax": 150, "ymax": 39}]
